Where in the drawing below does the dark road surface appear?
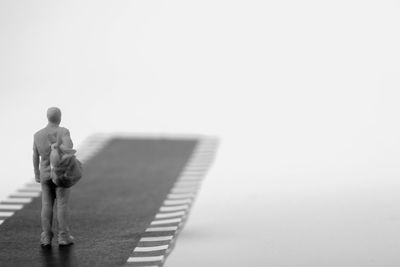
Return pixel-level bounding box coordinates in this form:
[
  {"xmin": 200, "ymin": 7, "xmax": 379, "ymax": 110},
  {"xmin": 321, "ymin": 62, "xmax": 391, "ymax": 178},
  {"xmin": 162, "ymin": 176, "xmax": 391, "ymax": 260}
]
[{"xmin": 0, "ymin": 138, "xmax": 197, "ymax": 267}]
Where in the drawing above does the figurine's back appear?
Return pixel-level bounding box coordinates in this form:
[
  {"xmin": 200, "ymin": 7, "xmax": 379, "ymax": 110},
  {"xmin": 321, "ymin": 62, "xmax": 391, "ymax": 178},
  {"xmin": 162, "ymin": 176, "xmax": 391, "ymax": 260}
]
[{"xmin": 34, "ymin": 126, "xmax": 72, "ymax": 182}]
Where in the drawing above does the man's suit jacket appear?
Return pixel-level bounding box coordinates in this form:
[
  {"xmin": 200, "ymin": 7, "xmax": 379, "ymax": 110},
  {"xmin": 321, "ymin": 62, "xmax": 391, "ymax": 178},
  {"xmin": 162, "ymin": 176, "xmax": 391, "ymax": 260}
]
[{"xmin": 33, "ymin": 125, "xmax": 73, "ymax": 181}]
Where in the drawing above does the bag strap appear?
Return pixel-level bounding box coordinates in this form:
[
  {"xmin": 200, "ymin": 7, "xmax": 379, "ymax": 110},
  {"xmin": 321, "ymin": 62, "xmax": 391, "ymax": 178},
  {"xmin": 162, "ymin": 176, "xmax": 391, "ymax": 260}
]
[
  {"xmin": 56, "ymin": 128, "xmax": 63, "ymax": 147},
  {"xmin": 50, "ymin": 128, "xmax": 63, "ymax": 156}
]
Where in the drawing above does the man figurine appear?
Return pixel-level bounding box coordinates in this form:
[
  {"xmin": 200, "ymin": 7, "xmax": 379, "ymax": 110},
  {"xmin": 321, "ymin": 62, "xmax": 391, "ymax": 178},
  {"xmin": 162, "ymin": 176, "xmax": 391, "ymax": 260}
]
[{"xmin": 33, "ymin": 107, "xmax": 75, "ymax": 247}]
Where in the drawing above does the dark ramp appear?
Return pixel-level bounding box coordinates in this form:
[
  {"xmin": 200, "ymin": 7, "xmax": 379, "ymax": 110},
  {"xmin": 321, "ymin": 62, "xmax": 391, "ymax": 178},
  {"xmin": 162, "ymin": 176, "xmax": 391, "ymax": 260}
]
[{"xmin": 0, "ymin": 138, "xmax": 197, "ymax": 267}]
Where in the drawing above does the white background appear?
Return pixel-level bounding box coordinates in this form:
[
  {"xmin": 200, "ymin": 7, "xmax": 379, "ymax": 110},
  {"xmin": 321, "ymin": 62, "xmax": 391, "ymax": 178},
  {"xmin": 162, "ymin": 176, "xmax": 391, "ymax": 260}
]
[{"xmin": 1, "ymin": 1, "xmax": 400, "ymax": 266}]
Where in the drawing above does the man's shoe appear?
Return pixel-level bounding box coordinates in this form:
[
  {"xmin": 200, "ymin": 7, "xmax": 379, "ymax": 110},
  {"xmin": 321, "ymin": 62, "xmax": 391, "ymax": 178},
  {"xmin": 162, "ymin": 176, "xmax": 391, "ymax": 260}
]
[
  {"xmin": 58, "ymin": 233, "xmax": 74, "ymax": 246},
  {"xmin": 40, "ymin": 232, "xmax": 53, "ymax": 247}
]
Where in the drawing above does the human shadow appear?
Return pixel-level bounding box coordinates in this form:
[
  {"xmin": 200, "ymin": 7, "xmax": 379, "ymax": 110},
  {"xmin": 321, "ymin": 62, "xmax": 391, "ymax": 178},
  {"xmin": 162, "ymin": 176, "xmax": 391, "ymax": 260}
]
[{"xmin": 40, "ymin": 245, "xmax": 78, "ymax": 267}]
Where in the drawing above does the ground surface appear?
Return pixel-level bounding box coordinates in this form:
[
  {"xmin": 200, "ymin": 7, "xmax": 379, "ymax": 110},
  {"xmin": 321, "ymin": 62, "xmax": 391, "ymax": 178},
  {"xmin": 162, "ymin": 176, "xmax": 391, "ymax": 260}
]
[{"xmin": 0, "ymin": 138, "xmax": 196, "ymax": 267}]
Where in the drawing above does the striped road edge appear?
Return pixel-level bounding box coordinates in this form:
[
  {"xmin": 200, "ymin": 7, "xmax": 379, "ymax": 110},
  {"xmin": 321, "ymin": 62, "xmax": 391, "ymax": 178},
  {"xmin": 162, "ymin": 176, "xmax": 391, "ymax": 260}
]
[
  {"xmin": 125, "ymin": 137, "xmax": 219, "ymax": 267},
  {"xmin": 0, "ymin": 135, "xmax": 111, "ymax": 227}
]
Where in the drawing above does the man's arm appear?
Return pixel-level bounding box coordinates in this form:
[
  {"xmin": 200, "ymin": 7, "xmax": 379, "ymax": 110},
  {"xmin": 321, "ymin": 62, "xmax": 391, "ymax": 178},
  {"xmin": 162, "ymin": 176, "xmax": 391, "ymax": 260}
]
[{"xmin": 33, "ymin": 141, "xmax": 40, "ymax": 183}]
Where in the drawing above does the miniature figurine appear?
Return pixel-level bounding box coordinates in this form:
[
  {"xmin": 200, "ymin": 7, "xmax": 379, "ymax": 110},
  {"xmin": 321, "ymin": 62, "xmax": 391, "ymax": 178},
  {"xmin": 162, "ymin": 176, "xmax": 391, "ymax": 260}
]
[{"xmin": 33, "ymin": 107, "xmax": 75, "ymax": 247}]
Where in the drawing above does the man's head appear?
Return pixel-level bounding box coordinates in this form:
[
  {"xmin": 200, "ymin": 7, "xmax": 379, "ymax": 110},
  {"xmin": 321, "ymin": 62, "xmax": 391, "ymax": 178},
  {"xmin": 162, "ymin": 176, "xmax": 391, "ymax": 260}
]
[{"xmin": 47, "ymin": 107, "xmax": 62, "ymax": 125}]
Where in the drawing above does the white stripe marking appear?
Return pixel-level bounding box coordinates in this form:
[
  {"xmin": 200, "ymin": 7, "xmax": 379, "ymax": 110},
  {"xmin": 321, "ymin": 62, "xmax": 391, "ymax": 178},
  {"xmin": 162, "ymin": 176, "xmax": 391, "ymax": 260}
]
[
  {"xmin": 198, "ymin": 144, "xmax": 217, "ymax": 148},
  {"xmin": 0, "ymin": 220, "xmax": 3, "ymax": 225},
  {"xmin": 173, "ymin": 184, "xmax": 199, "ymax": 190},
  {"xmin": 0, "ymin": 204, "xmax": 24, "ymax": 210},
  {"xmin": 188, "ymin": 156, "xmax": 213, "ymax": 160},
  {"xmin": 178, "ymin": 175, "xmax": 204, "ymax": 180},
  {"xmin": 186, "ymin": 163, "xmax": 211, "ymax": 168},
  {"xmin": 17, "ymin": 188, "xmax": 42, "ymax": 194},
  {"xmin": 191, "ymin": 156, "xmax": 214, "ymax": 160},
  {"xmin": 11, "ymin": 192, "xmax": 40, "ymax": 197},
  {"xmin": 179, "ymin": 174, "xmax": 203, "ymax": 179},
  {"xmin": 2, "ymin": 198, "xmax": 32, "ymax": 204},
  {"xmin": 177, "ymin": 177, "xmax": 202, "ymax": 181},
  {"xmin": 176, "ymin": 178, "xmax": 202, "ymax": 183},
  {"xmin": 127, "ymin": 256, "xmax": 164, "ymax": 262},
  {"xmin": 175, "ymin": 181, "xmax": 201, "ymax": 186},
  {"xmin": 192, "ymin": 154, "xmax": 214, "ymax": 158},
  {"xmin": 183, "ymin": 168, "xmax": 207, "ymax": 173},
  {"xmin": 188, "ymin": 159, "xmax": 211, "ymax": 163},
  {"xmin": 134, "ymin": 245, "xmax": 169, "ymax": 252},
  {"xmin": 178, "ymin": 178, "xmax": 202, "ymax": 183},
  {"xmin": 198, "ymin": 140, "xmax": 218, "ymax": 144},
  {"xmin": 151, "ymin": 218, "xmax": 182, "ymax": 225},
  {"xmin": 191, "ymin": 151, "xmax": 214, "ymax": 156},
  {"xmin": 185, "ymin": 161, "xmax": 211, "ymax": 165},
  {"xmin": 172, "ymin": 188, "xmax": 198, "ymax": 193},
  {"xmin": 194, "ymin": 154, "xmax": 215, "ymax": 157},
  {"xmin": 19, "ymin": 188, "xmax": 41, "ymax": 193},
  {"xmin": 164, "ymin": 199, "xmax": 192, "ymax": 205},
  {"xmin": 195, "ymin": 152, "xmax": 215, "ymax": 155},
  {"xmin": 181, "ymin": 172, "xmax": 205, "ymax": 177},
  {"xmin": 182, "ymin": 167, "xmax": 206, "ymax": 172},
  {"xmin": 160, "ymin": 205, "xmax": 189, "ymax": 212},
  {"xmin": 155, "ymin": 211, "xmax": 185, "ymax": 219},
  {"xmin": 173, "ymin": 184, "xmax": 199, "ymax": 189},
  {"xmin": 0, "ymin": 211, "xmax": 14, "ymax": 217},
  {"xmin": 140, "ymin": 236, "xmax": 173, "ymax": 242},
  {"xmin": 25, "ymin": 183, "xmax": 41, "ymax": 188},
  {"xmin": 180, "ymin": 176, "xmax": 204, "ymax": 180},
  {"xmin": 185, "ymin": 165, "xmax": 210, "ymax": 169},
  {"xmin": 182, "ymin": 170, "xmax": 204, "ymax": 173},
  {"xmin": 185, "ymin": 162, "xmax": 211, "ymax": 166},
  {"xmin": 197, "ymin": 144, "xmax": 217, "ymax": 147},
  {"xmin": 168, "ymin": 193, "xmax": 195, "ymax": 199},
  {"xmin": 120, "ymin": 137, "xmax": 217, "ymax": 266},
  {"xmin": 191, "ymin": 157, "xmax": 213, "ymax": 161},
  {"xmin": 177, "ymin": 180, "xmax": 201, "ymax": 184},
  {"xmin": 194, "ymin": 149, "xmax": 215, "ymax": 152},
  {"xmin": 146, "ymin": 226, "xmax": 178, "ymax": 232},
  {"xmin": 181, "ymin": 171, "xmax": 205, "ymax": 175},
  {"xmin": 184, "ymin": 164, "xmax": 210, "ymax": 168},
  {"xmin": 187, "ymin": 158, "xmax": 212, "ymax": 162}
]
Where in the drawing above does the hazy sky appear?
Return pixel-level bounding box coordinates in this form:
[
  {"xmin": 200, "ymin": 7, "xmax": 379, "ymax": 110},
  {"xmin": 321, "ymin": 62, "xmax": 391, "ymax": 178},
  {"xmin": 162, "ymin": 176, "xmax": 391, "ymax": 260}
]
[{"xmin": 1, "ymin": 0, "xmax": 399, "ymax": 173}]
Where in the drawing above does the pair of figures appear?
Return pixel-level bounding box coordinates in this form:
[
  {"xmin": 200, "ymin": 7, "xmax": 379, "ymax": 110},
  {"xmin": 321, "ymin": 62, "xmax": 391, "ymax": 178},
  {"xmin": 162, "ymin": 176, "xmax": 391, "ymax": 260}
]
[{"xmin": 33, "ymin": 107, "xmax": 76, "ymax": 247}]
